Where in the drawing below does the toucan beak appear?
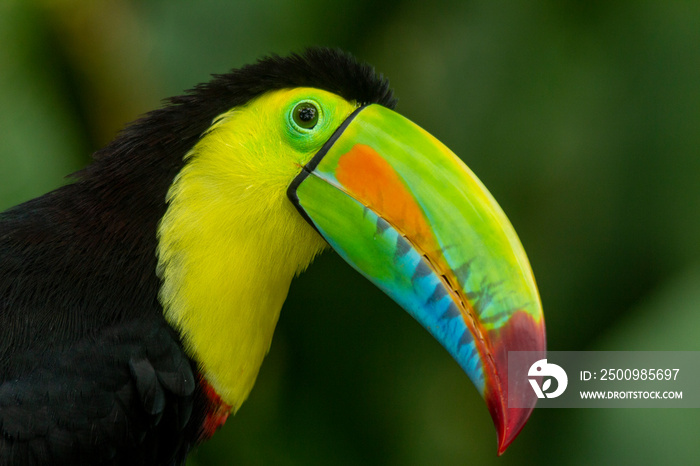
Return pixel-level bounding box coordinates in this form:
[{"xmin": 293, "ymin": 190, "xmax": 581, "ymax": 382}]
[{"xmin": 287, "ymin": 104, "xmax": 546, "ymax": 454}]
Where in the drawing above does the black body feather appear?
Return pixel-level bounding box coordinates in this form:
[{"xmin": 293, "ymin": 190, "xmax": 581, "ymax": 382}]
[{"xmin": 0, "ymin": 48, "xmax": 395, "ymax": 465}]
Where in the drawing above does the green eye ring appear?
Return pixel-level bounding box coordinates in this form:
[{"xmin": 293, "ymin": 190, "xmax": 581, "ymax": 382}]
[{"xmin": 291, "ymin": 101, "xmax": 320, "ymax": 130}]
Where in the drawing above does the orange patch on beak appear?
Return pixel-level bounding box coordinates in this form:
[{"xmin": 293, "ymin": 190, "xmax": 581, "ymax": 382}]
[{"xmin": 335, "ymin": 144, "xmax": 438, "ymax": 255}]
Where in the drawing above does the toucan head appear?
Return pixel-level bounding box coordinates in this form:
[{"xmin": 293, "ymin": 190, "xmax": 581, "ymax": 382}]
[{"xmin": 151, "ymin": 48, "xmax": 545, "ymax": 454}]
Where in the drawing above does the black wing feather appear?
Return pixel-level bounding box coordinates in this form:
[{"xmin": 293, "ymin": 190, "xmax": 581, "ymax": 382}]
[{"xmin": 0, "ymin": 317, "xmax": 202, "ymax": 466}]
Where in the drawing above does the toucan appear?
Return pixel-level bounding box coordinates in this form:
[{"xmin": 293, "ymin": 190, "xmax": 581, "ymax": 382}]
[{"xmin": 0, "ymin": 48, "xmax": 545, "ymax": 465}]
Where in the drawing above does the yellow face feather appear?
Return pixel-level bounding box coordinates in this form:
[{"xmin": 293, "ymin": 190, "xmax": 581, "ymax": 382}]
[{"xmin": 156, "ymin": 88, "xmax": 357, "ymax": 410}]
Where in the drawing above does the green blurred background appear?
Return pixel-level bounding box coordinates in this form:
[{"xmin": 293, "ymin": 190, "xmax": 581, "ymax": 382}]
[{"xmin": 1, "ymin": 0, "xmax": 699, "ymax": 464}]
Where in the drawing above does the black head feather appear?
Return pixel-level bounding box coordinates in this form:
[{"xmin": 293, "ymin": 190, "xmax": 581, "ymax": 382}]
[
  {"xmin": 74, "ymin": 48, "xmax": 396, "ymax": 211},
  {"xmin": 89, "ymin": 47, "xmax": 396, "ymax": 178}
]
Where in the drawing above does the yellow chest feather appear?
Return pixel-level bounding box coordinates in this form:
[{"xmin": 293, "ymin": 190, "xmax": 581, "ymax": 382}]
[{"xmin": 156, "ymin": 91, "xmax": 332, "ymax": 410}]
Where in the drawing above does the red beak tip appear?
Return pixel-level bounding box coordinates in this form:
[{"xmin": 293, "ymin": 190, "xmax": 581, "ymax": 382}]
[
  {"xmin": 495, "ymin": 422, "xmax": 520, "ymax": 456},
  {"xmin": 483, "ymin": 310, "xmax": 546, "ymax": 455},
  {"xmin": 496, "ymin": 430, "xmax": 509, "ymax": 456},
  {"xmin": 490, "ymin": 405, "xmax": 535, "ymax": 456}
]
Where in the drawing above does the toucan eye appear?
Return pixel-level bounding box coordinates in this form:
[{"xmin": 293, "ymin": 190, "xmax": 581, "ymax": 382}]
[{"xmin": 292, "ymin": 102, "xmax": 319, "ymax": 129}]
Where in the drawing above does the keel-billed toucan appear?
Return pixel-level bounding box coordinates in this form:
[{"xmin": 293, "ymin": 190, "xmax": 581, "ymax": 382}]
[{"xmin": 0, "ymin": 49, "xmax": 545, "ymax": 465}]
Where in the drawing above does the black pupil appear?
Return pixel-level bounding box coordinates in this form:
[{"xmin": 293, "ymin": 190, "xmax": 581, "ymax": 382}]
[{"xmin": 298, "ymin": 106, "xmax": 316, "ymax": 122}]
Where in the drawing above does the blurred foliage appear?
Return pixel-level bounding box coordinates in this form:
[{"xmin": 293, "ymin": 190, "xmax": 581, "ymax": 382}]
[{"xmin": 1, "ymin": 0, "xmax": 699, "ymax": 464}]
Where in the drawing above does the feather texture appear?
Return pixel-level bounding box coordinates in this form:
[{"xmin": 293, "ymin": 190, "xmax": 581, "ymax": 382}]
[{"xmin": 0, "ymin": 48, "xmax": 395, "ymax": 464}]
